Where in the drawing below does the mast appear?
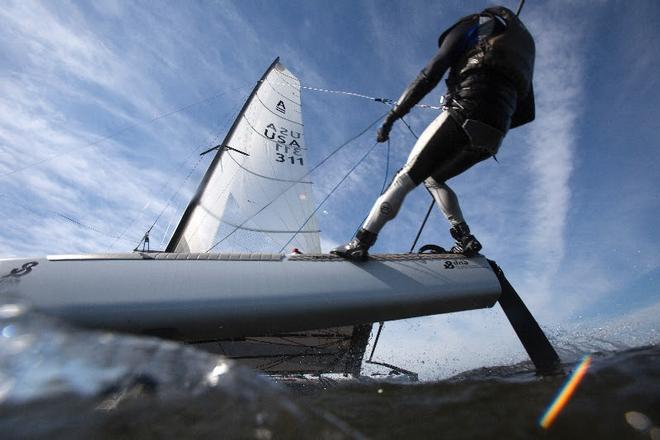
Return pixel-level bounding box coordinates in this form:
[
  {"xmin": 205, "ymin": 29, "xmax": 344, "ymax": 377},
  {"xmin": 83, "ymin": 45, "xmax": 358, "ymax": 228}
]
[{"xmin": 166, "ymin": 57, "xmax": 282, "ymax": 253}]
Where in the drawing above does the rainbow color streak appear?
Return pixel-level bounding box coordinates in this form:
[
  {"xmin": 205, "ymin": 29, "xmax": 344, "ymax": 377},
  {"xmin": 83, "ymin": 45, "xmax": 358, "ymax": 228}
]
[{"xmin": 539, "ymin": 354, "xmax": 592, "ymax": 429}]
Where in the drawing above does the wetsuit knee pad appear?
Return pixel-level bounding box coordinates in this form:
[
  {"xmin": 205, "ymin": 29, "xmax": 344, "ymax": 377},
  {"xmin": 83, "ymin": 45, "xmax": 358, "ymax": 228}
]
[
  {"xmin": 363, "ymin": 172, "xmax": 415, "ymax": 232},
  {"xmin": 381, "ymin": 172, "xmax": 415, "ymax": 216}
]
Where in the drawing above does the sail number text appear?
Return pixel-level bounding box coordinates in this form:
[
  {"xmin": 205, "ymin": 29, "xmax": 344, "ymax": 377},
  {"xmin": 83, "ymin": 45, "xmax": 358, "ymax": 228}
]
[
  {"xmin": 265, "ymin": 123, "xmax": 305, "ymax": 166},
  {"xmin": 275, "ymin": 152, "xmax": 304, "ymax": 165}
]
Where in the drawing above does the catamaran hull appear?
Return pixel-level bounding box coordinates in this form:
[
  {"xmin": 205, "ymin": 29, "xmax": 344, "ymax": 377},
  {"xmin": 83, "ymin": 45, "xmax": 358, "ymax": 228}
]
[{"xmin": 0, "ymin": 252, "xmax": 501, "ymax": 341}]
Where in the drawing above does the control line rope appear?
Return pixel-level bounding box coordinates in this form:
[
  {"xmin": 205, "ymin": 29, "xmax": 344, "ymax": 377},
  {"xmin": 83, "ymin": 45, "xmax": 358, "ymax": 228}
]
[
  {"xmin": 399, "ymin": 116, "xmax": 420, "ymax": 140},
  {"xmin": 352, "ymin": 109, "xmax": 417, "ymax": 237},
  {"xmin": 301, "ymin": 84, "xmax": 442, "ymax": 110},
  {"xmin": 263, "ymin": 80, "xmax": 442, "ymax": 110},
  {"xmin": 351, "ymin": 137, "xmax": 391, "ymax": 239}
]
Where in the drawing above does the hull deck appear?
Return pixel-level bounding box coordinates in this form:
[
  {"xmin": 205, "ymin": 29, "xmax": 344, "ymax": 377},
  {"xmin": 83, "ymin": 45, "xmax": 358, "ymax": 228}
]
[{"xmin": 0, "ymin": 252, "xmax": 501, "ymax": 341}]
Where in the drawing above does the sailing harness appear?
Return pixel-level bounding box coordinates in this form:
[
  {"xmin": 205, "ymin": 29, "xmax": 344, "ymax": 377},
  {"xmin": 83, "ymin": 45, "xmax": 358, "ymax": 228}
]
[{"xmin": 441, "ymin": 6, "xmax": 536, "ymax": 133}]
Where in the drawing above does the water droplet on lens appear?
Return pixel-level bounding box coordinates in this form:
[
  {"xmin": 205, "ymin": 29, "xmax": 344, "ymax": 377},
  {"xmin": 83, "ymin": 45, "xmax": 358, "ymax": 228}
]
[
  {"xmin": 254, "ymin": 428, "xmax": 272, "ymax": 440},
  {"xmin": 0, "ymin": 304, "xmax": 26, "ymax": 319},
  {"xmin": 624, "ymin": 411, "xmax": 651, "ymax": 431},
  {"xmin": 2, "ymin": 324, "xmax": 16, "ymax": 338},
  {"xmin": 207, "ymin": 362, "xmax": 230, "ymax": 386}
]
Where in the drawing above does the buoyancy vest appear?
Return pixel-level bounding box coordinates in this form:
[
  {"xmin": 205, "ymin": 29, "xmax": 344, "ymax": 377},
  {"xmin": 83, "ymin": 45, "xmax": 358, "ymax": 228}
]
[{"xmin": 441, "ymin": 6, "xmax": 536, "ymax": 129}]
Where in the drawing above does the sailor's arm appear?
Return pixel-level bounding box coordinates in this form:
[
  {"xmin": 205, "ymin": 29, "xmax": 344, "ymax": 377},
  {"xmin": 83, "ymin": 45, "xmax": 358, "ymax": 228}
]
[
  {"xmin": 395, "ymin": 19, "xmax": 478, "ymax": 117},
  {"xmin": 390, "ymin": 51, "xmax": 451, "ymax": 120}
]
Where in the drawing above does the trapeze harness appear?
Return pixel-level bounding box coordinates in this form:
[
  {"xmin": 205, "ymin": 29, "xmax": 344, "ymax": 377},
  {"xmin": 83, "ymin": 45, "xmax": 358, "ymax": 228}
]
[{"xmin": 361, "ymin": 6, "xmax": 536, "ymax": 235}]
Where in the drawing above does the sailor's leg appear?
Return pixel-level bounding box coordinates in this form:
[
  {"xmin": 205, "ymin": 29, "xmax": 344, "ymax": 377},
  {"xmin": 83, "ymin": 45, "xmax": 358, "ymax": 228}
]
[
  {"xmin": 330, "ymin": 170, "xmax": 415, "ymax": 260},
  {"xmin": 423, "ymin": 179, "xmax": 465, "ymax": 227},
  {"xmin": 417, "ymin": 117, "xmax": 500, "ymax": 255},
  {"xmin": 403, "ymin": 111, "xmax": 467, "ymax": 183},
  {"xmin": 331, "ymin": 112, "xmax": 461, "ymax": 260},
  {"xmin": 407, "ymin": 112, "xmax": 485, "ymax": 255}
]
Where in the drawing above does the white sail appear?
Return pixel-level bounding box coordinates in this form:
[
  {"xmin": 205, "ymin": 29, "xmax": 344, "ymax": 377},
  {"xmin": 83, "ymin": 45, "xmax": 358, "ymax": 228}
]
[{"xmin": 167, "ymin": 59, "xmax": 321, "ymax": 254}]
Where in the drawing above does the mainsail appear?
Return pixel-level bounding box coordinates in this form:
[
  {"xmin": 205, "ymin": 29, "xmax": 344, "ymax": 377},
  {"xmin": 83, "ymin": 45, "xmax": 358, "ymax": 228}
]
[
  {"xmin": 166, "ymin": 58, "xmax": 371, "ymax": 375},
  {"xmin": 167, "ymin": 58, "xmax": 321, "ymax": 254}
]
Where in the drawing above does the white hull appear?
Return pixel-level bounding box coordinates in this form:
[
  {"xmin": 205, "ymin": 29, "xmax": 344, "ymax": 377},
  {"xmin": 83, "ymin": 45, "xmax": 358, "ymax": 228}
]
[{"xmin": 0, "ymin": 252, "xmax": 500, "ymax": 341}]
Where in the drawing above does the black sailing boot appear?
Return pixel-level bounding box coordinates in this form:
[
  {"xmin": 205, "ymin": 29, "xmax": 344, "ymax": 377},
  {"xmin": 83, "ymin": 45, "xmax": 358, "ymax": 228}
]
[
  {"xmin": 330, "ymin": 228, "xmax": 378, "ymax": 261},
  {"xmin": 449, "ymin": 222, "xmax": 482, "ymax": 257}
]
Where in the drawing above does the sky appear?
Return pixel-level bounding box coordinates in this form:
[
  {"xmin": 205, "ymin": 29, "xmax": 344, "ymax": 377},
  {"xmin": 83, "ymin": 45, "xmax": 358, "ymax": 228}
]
[{"xmin": 1, "ymin": 0, "xmax": 659, "ymax": 379}]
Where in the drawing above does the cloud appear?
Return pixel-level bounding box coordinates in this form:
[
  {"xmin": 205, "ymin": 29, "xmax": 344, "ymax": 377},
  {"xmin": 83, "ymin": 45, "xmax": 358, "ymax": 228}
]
[{"xmin": 522, "ymin": 8, "xmax": 583, "ymax": 273}]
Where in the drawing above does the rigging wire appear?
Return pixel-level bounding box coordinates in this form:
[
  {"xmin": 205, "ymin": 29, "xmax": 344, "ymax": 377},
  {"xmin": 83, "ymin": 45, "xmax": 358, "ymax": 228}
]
[
  {"xmin": 4, "ymin": 76, "xmax": 428, "ymax": 250},
  {"xmin": 278, "ymin": 140, "xmax": 381, "ymax": 253},
  {"xmin": 409, "ymin": 200, "xmax": 435, "ymax": 253},
  {"xmin": 53, "ymin": 213, "xmax": 133, "ymax": 243},
  {"xmin": 0, "ymin": 193, "xmax": 134, "ymax": 243},
  {"xmin": 0, "ymin": 84, "xmax": 251, "ymax": 180},
  {"xmin": 131, "ymin": 154, "xmax": 206, "ymax": 251},
  {"xmin": 255, "ymin": 337, "xmax": 348, "ymax": 371},
  {"xmin": 130, "ymin": 98, "xmax": 247, "ymax": 251},
  {"xmin": 114, "ymin": 146, "xmax": 209, "ymax": 252},
  {"xmin": 206, "ymin": 111, "xmax": 389, "ymax": 252}
]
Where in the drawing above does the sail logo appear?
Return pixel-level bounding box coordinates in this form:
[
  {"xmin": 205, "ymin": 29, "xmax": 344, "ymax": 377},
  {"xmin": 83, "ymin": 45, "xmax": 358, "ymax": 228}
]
[
  {"xmin": 276, "ymin": 100, "xmax": 286, "ymax": 114},
  {"xmin": 1, "ymin": 261, "xmax": 38, "ymax": 279},
  {"xmin": 265, "ymin": 123, "xmax": 305, "ymax": 166},
  {"xmin": 444, "ymin": 260, "xmax": 469, "ymax": 269}
]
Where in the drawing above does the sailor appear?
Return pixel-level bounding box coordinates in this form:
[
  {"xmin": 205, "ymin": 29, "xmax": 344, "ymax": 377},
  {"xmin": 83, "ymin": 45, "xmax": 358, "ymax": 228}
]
[{"xmin": 332, "ymin": 5, "xmax": 536, "ymax": 261}]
